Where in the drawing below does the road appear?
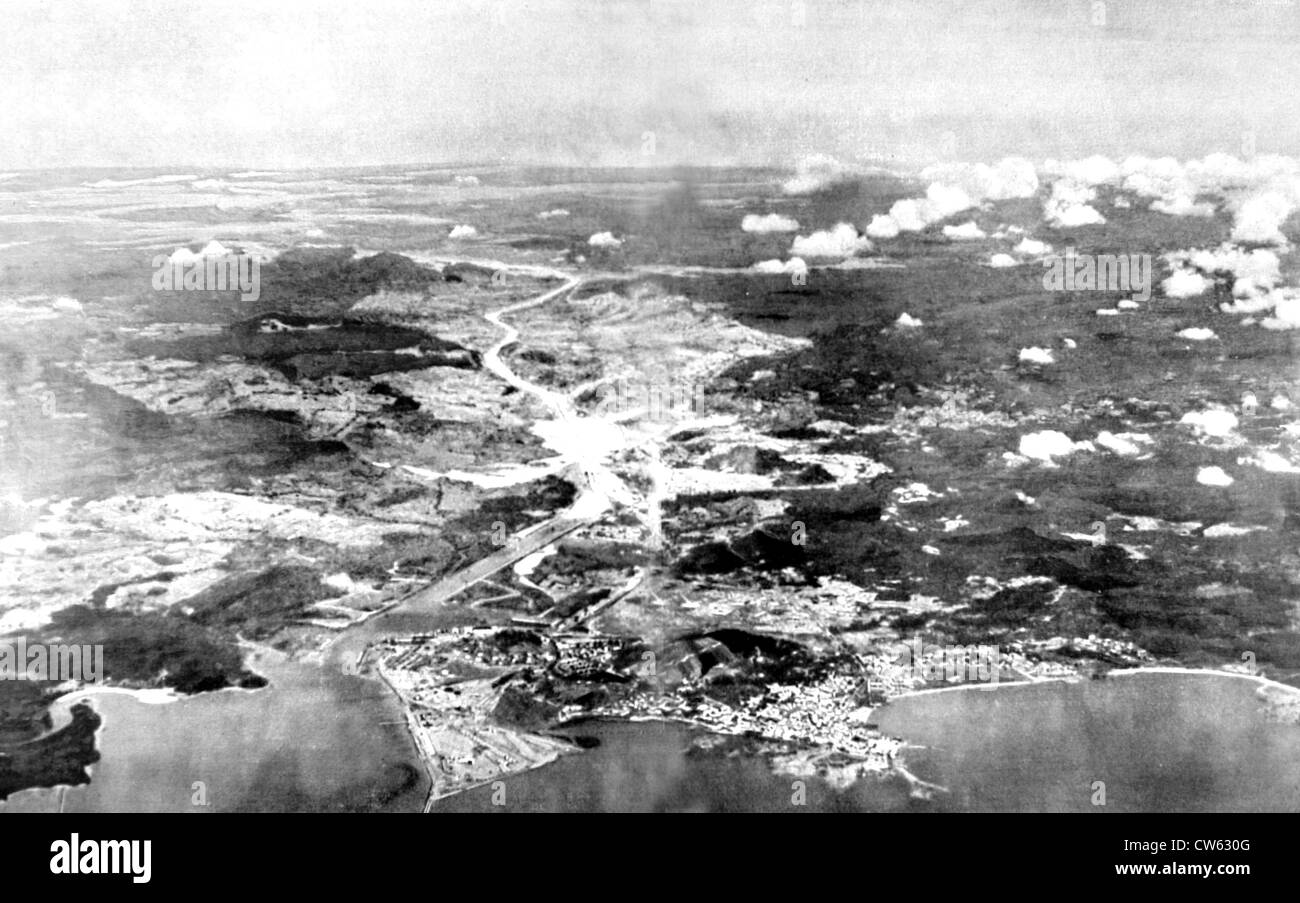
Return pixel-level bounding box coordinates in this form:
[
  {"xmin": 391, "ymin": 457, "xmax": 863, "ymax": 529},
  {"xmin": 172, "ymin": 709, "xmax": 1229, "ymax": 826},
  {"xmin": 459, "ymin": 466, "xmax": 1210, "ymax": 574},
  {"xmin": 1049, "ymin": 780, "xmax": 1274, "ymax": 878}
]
[{"xmin": 395, "ymin": 516, "xmax": 588, "ymax": 613}]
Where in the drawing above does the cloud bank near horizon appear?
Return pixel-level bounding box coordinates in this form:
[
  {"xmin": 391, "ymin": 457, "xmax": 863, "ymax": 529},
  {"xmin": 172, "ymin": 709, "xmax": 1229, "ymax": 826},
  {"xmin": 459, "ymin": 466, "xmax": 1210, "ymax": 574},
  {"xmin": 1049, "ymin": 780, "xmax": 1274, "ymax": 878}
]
[{"xmin": 3, "ymin": 0, "xmax": 1300, "ymax": 170}]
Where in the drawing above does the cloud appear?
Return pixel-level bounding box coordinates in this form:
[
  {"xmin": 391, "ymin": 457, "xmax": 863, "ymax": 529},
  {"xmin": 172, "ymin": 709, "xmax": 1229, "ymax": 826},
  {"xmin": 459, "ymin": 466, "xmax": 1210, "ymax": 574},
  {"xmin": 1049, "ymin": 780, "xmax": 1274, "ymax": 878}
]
[
  {"xmin": 1018, "ymin": 430, "xmax": 1093, "ymax": 464},
  {"xmin": 988, "ymin": 253, "xmax": 1017, "ymax": 267},
  {"xmin": 1180, "ymin": 408, "xmax": 1238, "ymax": 436},
  {"xmin": 863, "ymin": 160, "xmax": 1037, "ymax": 240},
  {"xmin": 922, "ymin": 182, "xmax": 976, "ymax": 220},
  {"xmin": 886, "ymin": 199, "xmax": 927, "ymax": 232},
  {"xmin": 588, "ymin": 231, "xmax": 623, "ymax": 247},
  {"xmin": 537, "ymin": 208, "xmax": 570, "ymax": 219},
  {"xmin": 1044, "ymin": 179, "xmax": 1105, "ymax": 227},
  {"xmin": 1196, "ymin": 466, "xmax": 1234, "ymax": 486},
  {"xmin": 865, "ymin": 214, "xmax": 900, "ymax": 239},
  {"xmin": 1176, "ymin": 327, "xmax": 1218, "ymax": 340},
  {"xmin": 895, "ymin": 312, "xmax": 923, "ymax": 328},
  {"xmin": 1170, "ymin": 244, "xmax": 1280, "ymax": 286},
  {"xmin": 919, "ymin": 157, "xmax": 1039, "ymax": 201},
  {"xmin": 167, "ymin": 240, "xmax": 233, "ymax": 264},
  {"xmin": 1164, "ymin": 243, "xmax": 1285, "ymax": 313},
  {"xmin": 1047, "ymin": 201, "xmax": 1106, "ymax": 227},
  {"xmin": 449, "ymin": 224, "xmax": 478, "ymax": 238},
  {"xmin": 1230, "ymin": 191, "xmax": 1294, "ymax": 245},
  {"xmin": 1262, "ymin": 295, "xmax": 1300, "ymax": 330},
  {"xmin": 751, "ymin": 257, "xmax": 808, "ymax": 274},
  {"xmin": 942, "ymin": 221, "xmax": 986, "ymax": 239},
  {"xmin": 1163, "ymin": 267, "xmax": 1211, "ymax": 298},
  {"xmin": 782, "ymin": 154, "xmax": 855, "ymax": 195},
  {"xmin": 1119, "ymin": 153, "xmax": 1300, "ymax": 241},
  {"xmin": 790, "ymin": 223, "xmax": 872, "ymax": 259},
  {"xmin": 880, "ymin": 182, "xmax": 975, "ymax": 234},
  {"xmin": 1044, "ymin": 154, "xmax": 1233, "ymax": 221},
  {"xmin": 742, "ymin": 213, "xmax": 800, "ymax": 233},
  {"xmin": 1014, "ymin": 237, "xmax": 1052, "ymax": 256},
  {"xmin": 1151, "ymin": 194, "xmax": 1215, "ymax": 217},
  {"xmin": 1018, "ymin": 346, "xmax": 1055, "ymax": 364}
]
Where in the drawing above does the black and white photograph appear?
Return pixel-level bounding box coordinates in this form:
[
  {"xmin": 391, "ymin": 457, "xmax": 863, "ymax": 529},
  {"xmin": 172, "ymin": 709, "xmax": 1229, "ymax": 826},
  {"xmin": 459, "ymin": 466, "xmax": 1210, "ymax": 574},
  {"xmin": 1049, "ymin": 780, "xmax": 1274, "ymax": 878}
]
[{"xmin": 0, "ymin": 0, "xmax": 1296, "ymax": 855}]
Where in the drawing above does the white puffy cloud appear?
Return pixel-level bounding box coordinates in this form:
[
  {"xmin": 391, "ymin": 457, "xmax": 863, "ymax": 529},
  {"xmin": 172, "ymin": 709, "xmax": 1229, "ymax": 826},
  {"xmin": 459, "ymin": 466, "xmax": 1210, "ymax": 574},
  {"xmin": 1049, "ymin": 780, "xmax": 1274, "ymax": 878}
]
[
  {"xmin": 887, "ymin": 198, "xmax": 928, "ymax": 232},
  {"xmin": 751, "ymin": 257, "xmax": 808, "ymax": 275},
  {"xmin": 1119, "ymin": 154, "xmax": 1300, "ymax": 243},
  {"xmin": 882, "ymin": 183, "xmax": 974, "ymax": 234},
  {"xmin": 988, "ymin": 253, "xmax": 1017, "ymax": 268},
  {"xmin": 1177, "ymin": 245, "xmax": 1281, "ymax": 287},
  {"xmin": 1018, "ymin": 430, "xmax": 1093, "ymax": 464},
  {"xmin": 1151, "ymin": 195, "xmax": 1215, "ymax": 217},
  {"xmin": 790, "ymin": 223, "xmax": 872, "ymax": 259},
  {"xmin": 923, "ymin": 182, "xmax": 976, "ymax": 220},
  {"xmin": 1247, "ymin": 450, "xmax": 1300, "ymax": 473},
  {"xmin": 537, "ymin": 208, "xmax": 570, "ymax": 219},
  {"xmin": 865, "ymin": 214, "xmax": 900, "ymax": 239},
  {"xmin": 588, "ymin": 231, "xmax": 623, "ymax": 248},
  {"xmin": 894, "ymin": 312, "xmax": 923, "ymax": 328},
  {"xmin": 1164, "ymin": 244, "xmax": 1288, "ymax": 316},
  {"xmin": 1176, "ymin": 327, "xmax": 1218, "ymax": 341},
  {"xmin": 449, "ymin": 224, "xmax": 478, "ymax": 239},
  {"xmin": 1230, "ymin": 191, "xmax": 1294, "ymax": 245},
  {"xmin": 1122, "ymin": 155, "xmax": 1194, "ymax": 201},
  {"xmin": 1221, "ymin": 286, "xmax": 1291, "ymax": 315},
  {"xmin": 1014, "ymin": 237, "xmax": 1052, "ymax": 256},
  {"xmin": 1196, "ymin": 466, "xmax": 1234, "ymax": 486},
  {"xmin": 1180, "ymin": 408, "xmax": 1238, "ymax": 436},
  {"xmin": 1048, "ymin": 202, "xmax": 1106, "ymax": 227},
  {"xmin": 1163, "ymin": 268, "xmax": 1211, "ymax": 298},
  {"xmin": 942, "ymin": 220, "xmax": 986, "ymax": 239},
  {"xmin": 869, "ymin": 160, "xmax": 1035, "ymax": 239},
  {"xmin": 1018, "ymin": 346, "xmax": 1055, "ymax": 364},
  {"xmin": 742, "ymin": 213, "xmax": 800, "ymax": 233},
  {"xmin": 1262, "ymin": 295, "xmax": 1300, "ymax": 330},
  {"xmin": 1044, "ymin": 179, "xmax": 1105, "ymax": 227},
  {"xmin": 918, "ymin": 157, "xmax": 1039, "ymax": 201}
]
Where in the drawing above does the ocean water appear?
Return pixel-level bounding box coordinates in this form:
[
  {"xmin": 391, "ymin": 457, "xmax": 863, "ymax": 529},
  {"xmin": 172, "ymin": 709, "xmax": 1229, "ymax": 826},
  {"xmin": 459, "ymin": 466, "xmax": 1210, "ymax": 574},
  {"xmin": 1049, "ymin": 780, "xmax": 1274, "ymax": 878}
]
[
  {"xmin": 438, "ymin": 672, "xmax": 1300, "ymax": 812},
  {"xmin": 874, "ymin": 671, "xmax": 1300, "ymax": 812},
  {"xmin": 0, "ymin": 650, "xmax": 428, "ymax": 813}
]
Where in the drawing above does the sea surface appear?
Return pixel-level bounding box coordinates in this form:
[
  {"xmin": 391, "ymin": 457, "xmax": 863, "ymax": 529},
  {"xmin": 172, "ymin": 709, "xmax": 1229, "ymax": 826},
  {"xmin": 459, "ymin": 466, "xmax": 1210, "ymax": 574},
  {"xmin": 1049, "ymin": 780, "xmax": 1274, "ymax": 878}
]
[
  {"xmin": 0, "ymin": 650, "xmax": 428, "ymax": 813},
  {"xmin": 439, "ymin": 672, "xmax": 1300, "ymax": 812}
]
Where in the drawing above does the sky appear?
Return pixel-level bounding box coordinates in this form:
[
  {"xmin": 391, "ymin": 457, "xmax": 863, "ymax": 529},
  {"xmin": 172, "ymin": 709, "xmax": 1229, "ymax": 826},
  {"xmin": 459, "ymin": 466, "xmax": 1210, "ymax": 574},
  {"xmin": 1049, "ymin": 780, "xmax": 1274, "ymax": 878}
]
[{"xmin": 3, "ymin": 0, "xmax": 1299, "ymax": 170}]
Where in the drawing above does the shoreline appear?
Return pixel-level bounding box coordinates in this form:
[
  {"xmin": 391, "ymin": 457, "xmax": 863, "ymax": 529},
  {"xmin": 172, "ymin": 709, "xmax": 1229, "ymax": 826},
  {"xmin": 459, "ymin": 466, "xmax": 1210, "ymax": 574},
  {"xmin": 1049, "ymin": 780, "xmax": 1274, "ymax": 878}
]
[{"xmin": 878, "ymin": 663, "xmax": 1300, "ymax": 706}]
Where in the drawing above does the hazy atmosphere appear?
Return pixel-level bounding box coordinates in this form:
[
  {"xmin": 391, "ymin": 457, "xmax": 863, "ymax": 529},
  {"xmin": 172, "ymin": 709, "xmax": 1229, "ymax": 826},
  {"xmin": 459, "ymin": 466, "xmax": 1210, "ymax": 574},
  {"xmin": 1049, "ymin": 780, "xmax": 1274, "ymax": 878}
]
[{"xmin": 4, "ymin": 0, "xmax": 1299, "ymax": 170}]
